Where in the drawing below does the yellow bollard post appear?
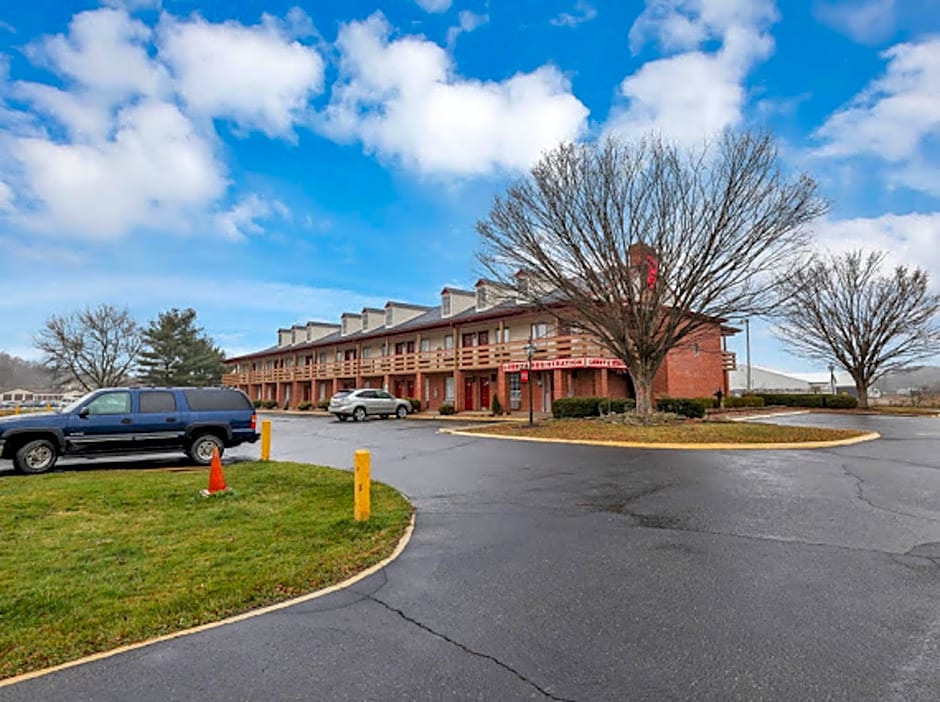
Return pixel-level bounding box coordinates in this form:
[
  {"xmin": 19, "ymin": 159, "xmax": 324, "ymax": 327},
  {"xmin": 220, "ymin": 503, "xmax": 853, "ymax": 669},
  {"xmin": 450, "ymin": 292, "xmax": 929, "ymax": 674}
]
[
  {"xmin": 354, "ymin": 449, "xmax": 371, "ymax": 522},
  {"xmin": 46, "ymin": 403, "xmax": 51, "ymax": 412},
  {"xmin": 14, "ymin": 404, "xmax": 20, "ymax": 415},
  {"xmin": 260, "ymin": 420, "xmax": 272, "ymax": 461}
]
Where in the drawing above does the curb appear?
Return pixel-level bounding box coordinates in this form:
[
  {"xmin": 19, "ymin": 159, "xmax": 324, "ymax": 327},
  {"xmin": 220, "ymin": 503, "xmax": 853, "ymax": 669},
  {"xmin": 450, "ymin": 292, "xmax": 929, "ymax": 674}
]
[
  {"xmin": 439, "ymin": 427, "xmax": 882, "ymax": 450},
  {"xmin": 0, "ymin": 511, "xmax": 416, "ymax": 688}
]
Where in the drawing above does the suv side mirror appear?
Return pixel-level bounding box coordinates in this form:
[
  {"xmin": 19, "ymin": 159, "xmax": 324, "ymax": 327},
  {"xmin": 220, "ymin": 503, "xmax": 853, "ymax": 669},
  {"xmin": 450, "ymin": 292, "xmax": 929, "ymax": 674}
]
[{"xmin": 78, "ymin": 407, "xmax": 90, "ymax": 419}]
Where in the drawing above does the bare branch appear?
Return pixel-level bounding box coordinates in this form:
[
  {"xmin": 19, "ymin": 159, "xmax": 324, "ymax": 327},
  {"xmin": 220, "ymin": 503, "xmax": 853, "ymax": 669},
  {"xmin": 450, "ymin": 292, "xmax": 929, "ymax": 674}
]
[
  {"xmin": 477, "ymin": 131, "xmax": 827, "ymax": 415},
  {"xmin": 33, "ymin": 305, "xmax": 142, "ymax": 390},
  {"xmin": 772, "ymin": 250, "xmax": 940, "ymax": 407}
]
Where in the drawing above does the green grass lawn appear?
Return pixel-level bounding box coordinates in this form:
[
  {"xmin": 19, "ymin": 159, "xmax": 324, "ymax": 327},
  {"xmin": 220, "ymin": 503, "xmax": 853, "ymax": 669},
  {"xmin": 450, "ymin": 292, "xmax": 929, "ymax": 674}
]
[
  {"xmin": 463, "ymin": 418, "xmax": 870, "ymax": 444},
  {"xmin": 0, "ymin": 462, "xmax": 412, "ymax": 679}
]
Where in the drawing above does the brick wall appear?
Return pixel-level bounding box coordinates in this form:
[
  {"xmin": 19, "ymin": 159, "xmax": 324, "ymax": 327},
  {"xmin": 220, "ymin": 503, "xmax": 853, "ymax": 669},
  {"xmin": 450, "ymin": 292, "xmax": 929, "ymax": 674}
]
[{"xmin": 661, "ymin": 325, "xmax": 725, "ymax": 399}]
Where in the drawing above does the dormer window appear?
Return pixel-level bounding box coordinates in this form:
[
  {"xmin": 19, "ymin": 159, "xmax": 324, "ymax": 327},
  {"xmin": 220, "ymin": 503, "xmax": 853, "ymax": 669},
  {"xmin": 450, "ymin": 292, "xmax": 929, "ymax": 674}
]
[
  {"xmin": 342, "ymin": 318, "xmax": 349, "ymax": 335},
  {"xmin": 442, "ymin": 295, "xmax": 451, "ymax": 317},
  {"xmin": 362, "ymin": 315, "xmax": 369, "ymax": 331},
  {"xmin": 476, "ymin": 286, "xmax": 487, "ymax": 309},
  {"xmin": 386, "ymin": 308, "xmax": 393, "ymax": 327}
]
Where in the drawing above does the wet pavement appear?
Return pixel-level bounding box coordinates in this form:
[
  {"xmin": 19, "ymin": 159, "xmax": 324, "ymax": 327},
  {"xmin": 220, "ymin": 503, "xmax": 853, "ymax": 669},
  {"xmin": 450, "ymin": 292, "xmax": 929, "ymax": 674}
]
[{"xmin": 3, "ymin": 412, "xmax": 940, "ymax": 701}]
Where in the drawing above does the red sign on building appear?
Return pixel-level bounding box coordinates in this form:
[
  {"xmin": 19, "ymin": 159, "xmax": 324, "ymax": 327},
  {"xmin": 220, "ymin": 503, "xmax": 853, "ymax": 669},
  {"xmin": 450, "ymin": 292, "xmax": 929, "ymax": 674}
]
[
  {"xmin": 520, "ymin": 369, "xmax": 529, "ymax": 382},
  {"xmin": 502, "ymin": 357, "xmax": 628, "ymax": 373}
]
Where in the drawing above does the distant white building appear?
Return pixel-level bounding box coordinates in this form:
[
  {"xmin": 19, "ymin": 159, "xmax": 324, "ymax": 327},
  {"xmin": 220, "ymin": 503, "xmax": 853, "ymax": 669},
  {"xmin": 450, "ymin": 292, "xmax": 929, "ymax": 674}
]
[{"xmin": 729, "ymin": 365, "xmax": 857, "ymax": 396}]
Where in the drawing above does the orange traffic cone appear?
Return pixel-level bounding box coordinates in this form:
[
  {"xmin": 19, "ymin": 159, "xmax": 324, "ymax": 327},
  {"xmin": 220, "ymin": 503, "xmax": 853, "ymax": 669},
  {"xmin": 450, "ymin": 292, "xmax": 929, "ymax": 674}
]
[{"xmin": 201, "ymin": 447, "xmax": 228, "ymax": 496}]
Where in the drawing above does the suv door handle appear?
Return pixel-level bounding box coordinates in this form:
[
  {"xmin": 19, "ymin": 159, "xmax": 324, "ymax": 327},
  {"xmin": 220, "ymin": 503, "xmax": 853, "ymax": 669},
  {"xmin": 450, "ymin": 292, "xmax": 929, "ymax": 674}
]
[
  {"xmin": 121, "ymin": 418, "xmax": 132, "ymax": 424},
  {"xmin": 166, "ymin": 417, "xmax": 177, "ymax": 423}
]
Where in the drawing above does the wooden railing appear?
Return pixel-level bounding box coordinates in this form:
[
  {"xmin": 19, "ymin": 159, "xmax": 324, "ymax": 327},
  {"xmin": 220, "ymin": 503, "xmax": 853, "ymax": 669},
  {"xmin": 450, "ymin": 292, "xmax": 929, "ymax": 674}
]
[
  {"xmin": 722, "ymin": 351, "xmax": 737, "ymax": 371},
  {"xmin": 222, "ymin": 335, "xmax": 723, "ymax": 386}
]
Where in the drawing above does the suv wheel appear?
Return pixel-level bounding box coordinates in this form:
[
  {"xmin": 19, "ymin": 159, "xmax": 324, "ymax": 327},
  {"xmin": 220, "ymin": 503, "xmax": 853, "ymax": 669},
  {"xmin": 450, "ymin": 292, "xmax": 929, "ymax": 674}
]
[
  {"xmin": 395, "ymin": 405, "xmax": 408, "ymax": 419},
  {"xmin": 14, "ymin": 438, "xmax": 58, "ymax": 474},
  {"xmin": 188, "ymin": 434, "xmax": 224, "ymax": 466},
  {"xmin": 352, "ymin": 406, "xmax": 367, "ymax": 422}
]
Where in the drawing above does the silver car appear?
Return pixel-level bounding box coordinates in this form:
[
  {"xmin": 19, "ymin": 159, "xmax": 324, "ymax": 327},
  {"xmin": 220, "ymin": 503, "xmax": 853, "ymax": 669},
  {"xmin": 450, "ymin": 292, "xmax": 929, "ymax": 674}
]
[{"xmin": 328, "ymin": 389, "xmax": 411, "ymax": 422}]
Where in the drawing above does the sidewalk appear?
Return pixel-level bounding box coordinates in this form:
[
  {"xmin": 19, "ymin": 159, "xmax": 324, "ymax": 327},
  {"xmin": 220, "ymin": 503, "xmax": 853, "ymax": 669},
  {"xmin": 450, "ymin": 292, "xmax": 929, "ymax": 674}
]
[{"xmin": 255, "ymin": 408, "xmax": 534, "ymax": 423}]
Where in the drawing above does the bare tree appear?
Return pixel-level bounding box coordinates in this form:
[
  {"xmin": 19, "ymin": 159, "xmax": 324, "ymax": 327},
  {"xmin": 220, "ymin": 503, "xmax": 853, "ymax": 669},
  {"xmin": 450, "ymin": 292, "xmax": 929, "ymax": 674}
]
[
  {"xmin": 477, "ymin": 132, "xmax": 827, "ymax": 416},
  {"xmin": 773, "ymin": 250, "xmax": 940, "ymax": 408},
  {"xmin": 34, "ymin": 305, "xmax": 142, "ymax": 391}
]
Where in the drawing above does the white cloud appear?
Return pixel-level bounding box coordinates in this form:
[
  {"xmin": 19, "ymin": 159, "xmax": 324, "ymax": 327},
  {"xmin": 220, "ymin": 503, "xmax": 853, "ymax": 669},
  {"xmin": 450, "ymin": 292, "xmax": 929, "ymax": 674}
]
[
  {"xmin": 215, "ymin": 194, "xmax": 289, "ymax": 240},
  {"xmin": 812, "ymin": 37, "xmax": 940, "ymax": 195},
  {"xmin": 102, "ymin": 0, "xmax": 162, "ymax": 10},
  {"xmin": 0, "ymin": 180, "xmax": 12, "ymax": 210},
  {"xmin": 447, "ymin": 11, "xmax": 489, "ymax": 49},
  {"xmin": 550, "ymin": 1, "xmax": 598, "ymax": 28},
  {"xmin": 0, "ymin": 7, "xmax": 325, "ymax": 240},
  {"xmin": 607, "ymin": 0, "xmax": 778, "ymax": 145},
  {"xmin": 814, "ymin": 0, "xmax": 895, "ymax": 44},
  {"xmin": 413, "ymin": 0, "xmax": 452, "ymax": 13},
  {"xmin": 25, "ymin": 8, "xmax": 168, "ymax": 101},
  {"xmin": 813, "ymin": 212, "xmax": 940, "ymax": 289},
  {"xmin": 12, "ymin": 100, "xmax": 227, "ymax": 239},
  {"xmin": 158, "ymin": 15, "xmax": 325, "ymax": 138},
  {"xmin": 319, "ymin": 13, "xmax": 589, "ymax": 177}
]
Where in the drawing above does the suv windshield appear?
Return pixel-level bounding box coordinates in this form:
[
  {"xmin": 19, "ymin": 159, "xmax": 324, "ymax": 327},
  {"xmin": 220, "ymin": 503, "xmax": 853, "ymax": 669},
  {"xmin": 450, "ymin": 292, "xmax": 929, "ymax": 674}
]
[{"xmin": 332, "ymin": 391, "xmax": 352, "ymax": 399}]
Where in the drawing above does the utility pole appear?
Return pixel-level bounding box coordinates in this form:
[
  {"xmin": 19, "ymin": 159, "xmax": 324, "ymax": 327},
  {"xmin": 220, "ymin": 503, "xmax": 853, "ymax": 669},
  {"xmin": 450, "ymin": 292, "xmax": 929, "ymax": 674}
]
[{"xmin": 745, "ymin": 317, "xmax": 752, "ymax": 392}]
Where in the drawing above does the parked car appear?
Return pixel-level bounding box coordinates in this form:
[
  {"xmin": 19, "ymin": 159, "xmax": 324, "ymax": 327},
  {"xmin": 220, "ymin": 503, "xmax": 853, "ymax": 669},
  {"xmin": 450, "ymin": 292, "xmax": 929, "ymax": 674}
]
[
  {"xmin": 328, "ymin": 389, "xmax": 411, "ymax": 422},
  {"xmin": 0, "ymin": 387, "xmax": 259, "ymax": 474}
]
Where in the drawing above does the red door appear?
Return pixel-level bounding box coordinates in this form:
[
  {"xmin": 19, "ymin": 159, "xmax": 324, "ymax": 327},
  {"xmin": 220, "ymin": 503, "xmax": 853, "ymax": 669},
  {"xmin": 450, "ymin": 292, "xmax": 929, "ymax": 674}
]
[
  {"xmin": 464, "ymin": 378, "xmax": 474, "ymax": 411},
  {"xmin": 480, "ymin": 378, "xmax": 490, "ymax": 410},
  {"xmin": 477, "ymin": 331, "xmax": 489, "ymax": 346},
  {"xmin": 406, "ymin": 381, "xmax": 415, "ymax": 398}
]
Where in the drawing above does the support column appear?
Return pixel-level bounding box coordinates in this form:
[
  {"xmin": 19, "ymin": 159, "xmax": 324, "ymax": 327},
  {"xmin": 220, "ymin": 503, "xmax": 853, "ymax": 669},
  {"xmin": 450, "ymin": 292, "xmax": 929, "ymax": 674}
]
[
  {"xmin": 454, "ymin": 369, "xmax": 465, "ymax": 411},
  {"xmin": 415, "ymin": 372, "xmax": 424, "ymax": 409},
  {"xmin": 276, "ymin": 383, "xmax": 285, "ymax": 408},
  {"xmin": 496, "ymin": 367, "xmax": 507, "ymax": 413},
  {"xmin": 332, "ymin": 378, "xmax": 341, "ymax": 395},
  {"xmin": 600, "ymin": 368, "xmax": 609, "ymax": 397},
  {"xmin": 384, "ymin": 374, "xmax": 392, "ymax": 393},
  {"xmin": 553, "ymin": 369, "xmax": 564, "ymax": 402}
]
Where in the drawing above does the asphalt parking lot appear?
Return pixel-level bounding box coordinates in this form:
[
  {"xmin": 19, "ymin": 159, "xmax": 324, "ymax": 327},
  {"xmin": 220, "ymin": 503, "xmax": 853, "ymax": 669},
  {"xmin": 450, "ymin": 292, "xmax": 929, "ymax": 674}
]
[{"xmin": 3, "ymin": 412, "xmax": 940, "ymax": 701}]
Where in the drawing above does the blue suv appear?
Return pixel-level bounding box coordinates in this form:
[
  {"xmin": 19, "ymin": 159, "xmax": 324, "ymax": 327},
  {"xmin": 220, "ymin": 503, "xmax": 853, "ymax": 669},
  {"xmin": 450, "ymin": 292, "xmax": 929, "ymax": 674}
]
[{"xmin": 0, "ymin": 387, "xmax": 259, "ymax": 474}]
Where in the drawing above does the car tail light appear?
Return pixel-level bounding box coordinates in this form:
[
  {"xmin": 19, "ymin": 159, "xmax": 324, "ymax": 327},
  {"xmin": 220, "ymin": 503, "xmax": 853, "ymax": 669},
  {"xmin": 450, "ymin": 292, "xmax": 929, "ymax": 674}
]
[{"xmin": 251, "ymin": 413, "xmax": 257, "ymax": 430}]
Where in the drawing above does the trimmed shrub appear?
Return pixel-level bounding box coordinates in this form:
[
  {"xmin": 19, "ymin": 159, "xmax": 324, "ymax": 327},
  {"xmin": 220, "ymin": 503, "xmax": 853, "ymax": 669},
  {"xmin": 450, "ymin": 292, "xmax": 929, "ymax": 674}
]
[
  {"xmin": 656, "ymin": 397, "xmax": 707, "ymax": 419},
  {"xmin": 598, "ymin": 398, "xmax": 636, "ymax": 414},
  {"xmin": 491, "ymin": 394, "xmax": 503, "ymax": 416},
  {"xmin": 752, "ymin": 393, "xmax": 856, "ymax": 409},
  {"xmin": 252, "ymin": 400, "xmax": 263, "ymax": 409},
  {"xmin": 439, "ymin": 404, "xmax": 456, "ymax": 415},
  {"xmin": 694, "ymin": 397, "xmax": 719, "ymax": 409},
  {"xmin": 298, "ymin": 401, "xmax": 312, "ymax": 411},
  {"xmin": 261, "ymin": 400, "xmax": 278, "ymax": 409},
  {"xmin": 553, "ymin": 396, "xmax": 601, "ymax": 419},
  {"xmin": 824, "ymin": 394, "xmax": 858, "ymax": 409},
  {"xmin": 726, "ymin": 395, "xmax": 765, "ymax": 408},
  {"xmin": 406, "ymin": 397, "xmax": 422, "ymax": 413},
  {"xmin": 317, "ymin": 399, "xmax": 330, "ymax": 411}
]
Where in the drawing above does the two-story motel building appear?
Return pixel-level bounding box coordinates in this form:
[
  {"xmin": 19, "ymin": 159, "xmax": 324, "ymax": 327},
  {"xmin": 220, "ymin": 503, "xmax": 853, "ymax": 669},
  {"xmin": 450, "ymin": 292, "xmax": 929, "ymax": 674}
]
[{"xmin": 223, "ymin": 276, "xmax": 738, "ymax": 414}]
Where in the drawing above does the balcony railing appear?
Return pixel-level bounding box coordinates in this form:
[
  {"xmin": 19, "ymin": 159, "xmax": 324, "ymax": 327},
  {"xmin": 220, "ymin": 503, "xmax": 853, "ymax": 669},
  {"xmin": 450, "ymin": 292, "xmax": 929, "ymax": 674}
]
[
  {"xmin": 222, "ymin": 335, "xmax": 723, "ymax": 386},
  {"xmin": 722, "ymin": 351, "xmax": 737, "ymax": 371}
]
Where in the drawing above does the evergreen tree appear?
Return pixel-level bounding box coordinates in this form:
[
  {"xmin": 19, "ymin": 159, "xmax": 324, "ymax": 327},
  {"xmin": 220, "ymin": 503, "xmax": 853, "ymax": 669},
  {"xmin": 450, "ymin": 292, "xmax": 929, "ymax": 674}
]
[{"xmin": 138, "ymin": 308, "xmax": 227, "ymax": 386}]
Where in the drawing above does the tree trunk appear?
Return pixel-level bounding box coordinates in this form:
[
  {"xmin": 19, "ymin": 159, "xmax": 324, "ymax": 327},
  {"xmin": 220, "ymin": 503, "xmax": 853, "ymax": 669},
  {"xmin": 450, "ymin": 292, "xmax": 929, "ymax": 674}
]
[
  {"xmin": 632, "ymin": 368, "xmax": 654, "ymax": 418},
  {"xmin": 855, "ymin": 380, "xmax": 870, "ymax": 409}
]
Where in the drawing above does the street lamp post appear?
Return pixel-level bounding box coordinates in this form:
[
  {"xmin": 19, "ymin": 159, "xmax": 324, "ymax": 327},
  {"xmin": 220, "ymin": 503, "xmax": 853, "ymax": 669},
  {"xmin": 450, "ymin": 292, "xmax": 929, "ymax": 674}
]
[
  {"xmin": 745, "ymin": 317, "xmax": 751, "ymax": 393},
  {"xmin": 829, "ymin": 362, "xmax": 836, "ymax": 395},
  {"xmin": 524, "ymin": 337, "xmax": 536, "ymax": 426}
]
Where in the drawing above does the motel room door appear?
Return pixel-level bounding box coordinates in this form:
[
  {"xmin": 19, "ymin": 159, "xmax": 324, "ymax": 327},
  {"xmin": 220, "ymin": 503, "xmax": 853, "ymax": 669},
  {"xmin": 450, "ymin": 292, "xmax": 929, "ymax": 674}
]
[
  {"xmin": 464, "ymin": 377, "xmax": 475, "ymax": 411},
  {"xmin": 541, "ymin": 372, "xmax": 553, "ymax": 412},
  {"xmin": 480, "ymin": 377, "xmax": 491, "ymax": 410}
]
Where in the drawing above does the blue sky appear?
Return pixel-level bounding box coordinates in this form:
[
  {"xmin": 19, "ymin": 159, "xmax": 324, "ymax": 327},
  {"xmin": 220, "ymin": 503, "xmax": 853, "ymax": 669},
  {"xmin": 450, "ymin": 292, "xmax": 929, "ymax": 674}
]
[{"xmin": 0, "ymin": 0, "xmax": 938, "ymax": 373}]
